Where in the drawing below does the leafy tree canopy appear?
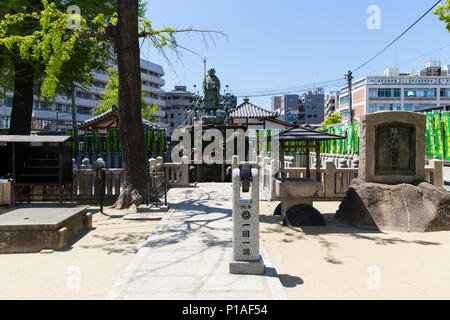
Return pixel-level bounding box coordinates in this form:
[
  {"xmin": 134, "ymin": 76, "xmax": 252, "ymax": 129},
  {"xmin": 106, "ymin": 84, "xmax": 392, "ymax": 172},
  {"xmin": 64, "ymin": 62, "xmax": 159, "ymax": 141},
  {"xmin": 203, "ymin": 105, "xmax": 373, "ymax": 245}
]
[
  {"xmin": 0, "ymin": 0, "xmax": 179, "ymax": 99},
  {"xmin": 322, "ymin": 112, "xmax": 343, "ymax": 127},
  {"xmin": 434, "ymin": 0, "xmax": 450, "ymax": 32},
  {"xmin": 92, "ymin": 66, "xmax": 158, "ymax": 121}
]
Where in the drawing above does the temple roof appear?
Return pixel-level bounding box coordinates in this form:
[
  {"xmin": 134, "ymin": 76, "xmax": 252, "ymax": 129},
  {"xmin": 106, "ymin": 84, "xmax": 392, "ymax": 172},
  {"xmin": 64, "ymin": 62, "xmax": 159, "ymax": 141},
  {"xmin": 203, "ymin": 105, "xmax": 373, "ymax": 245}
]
[
  {"xmin": 78, "ymin": 108, "xmax": 159, "ymax": 130},
  {"xmin": 229, "ymin": 99, "xmax": 279, "ymax": 119},
  {"xmin": 269, "ymin": 126, "xmax": 346, "ymax": 141}
]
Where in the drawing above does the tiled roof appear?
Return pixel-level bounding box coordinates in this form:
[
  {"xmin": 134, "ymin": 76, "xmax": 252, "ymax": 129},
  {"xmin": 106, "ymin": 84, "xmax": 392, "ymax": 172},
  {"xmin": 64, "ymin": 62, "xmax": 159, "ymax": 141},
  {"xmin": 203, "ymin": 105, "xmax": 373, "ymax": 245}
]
[
  {"xmin": 229, "ymin": 100, "xmax": 279, "ymax": 119},
  {"xmin": 273, "ymin": 126, "xmax": 346, "ymax": 141},
  {"xmin": 79, "ymin": 108, "xmax": 159, "ymax": 129}
]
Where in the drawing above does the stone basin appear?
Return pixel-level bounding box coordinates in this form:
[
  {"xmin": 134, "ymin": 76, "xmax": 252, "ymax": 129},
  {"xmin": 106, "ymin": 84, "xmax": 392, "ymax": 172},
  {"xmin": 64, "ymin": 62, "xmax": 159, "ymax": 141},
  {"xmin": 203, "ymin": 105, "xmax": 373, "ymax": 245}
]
[
  {"xmin": 274, "ymin": 178, "xmax": 324, "ymax": 217},
  {"xmin": 274, "ymin": 178, "xmax": 323, "ymax": 199}
]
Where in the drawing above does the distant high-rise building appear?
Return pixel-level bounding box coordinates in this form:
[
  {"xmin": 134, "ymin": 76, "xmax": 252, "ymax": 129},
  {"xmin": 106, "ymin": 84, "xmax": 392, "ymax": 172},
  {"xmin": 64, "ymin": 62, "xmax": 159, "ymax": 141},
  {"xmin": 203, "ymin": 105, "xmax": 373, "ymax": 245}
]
[
  {"xmin": 324, "ymin": 91, "xmax": 339, "ymax": 119},
  {"xmin": 302, "ymin": 88, "xmax": 325, "ymax": 124},
  {"xmin": 271, "ymin": 96, "xmax": 281, "ymax": 111},
  {"xmin": 164, "ymin": 86, "xmax": 202, "ymax": 136},
  {"xmin": 272, "ymin": 88, "xmax": 324, "ymax": 125}
]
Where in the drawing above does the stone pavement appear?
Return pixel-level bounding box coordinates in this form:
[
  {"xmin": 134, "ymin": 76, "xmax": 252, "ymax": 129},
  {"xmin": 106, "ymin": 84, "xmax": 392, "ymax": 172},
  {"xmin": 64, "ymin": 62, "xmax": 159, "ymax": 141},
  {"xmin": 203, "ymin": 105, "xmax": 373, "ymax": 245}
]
[{"xmin": 106, "ymin": 183, "xmax": 287, "ymax": 300}]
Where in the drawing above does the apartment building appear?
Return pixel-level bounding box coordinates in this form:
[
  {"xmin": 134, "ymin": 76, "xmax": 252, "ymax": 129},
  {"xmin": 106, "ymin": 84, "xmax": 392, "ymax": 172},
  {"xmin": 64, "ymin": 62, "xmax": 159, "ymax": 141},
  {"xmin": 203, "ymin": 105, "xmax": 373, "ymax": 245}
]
[
  {"xmin": 271, "ymin": 96, "xmax": 281, "ymax": 112},
  {"xmin": 325, "ymin": 91, "xmax": 339, "ymax": 119},
  {"xmin": 274, "ymin": 88, "xmax": 325, "ymax": 125},
  {"xmin": 164, "ymin": 85, "xmax": 201, "ymax": 136},
  {"xmin": 337, "ymin": 62, "xmax": 450, "ymax": 123},
  {"xmin": 0, "ymin": 58, "xmax": 166, "ymax": 131}
]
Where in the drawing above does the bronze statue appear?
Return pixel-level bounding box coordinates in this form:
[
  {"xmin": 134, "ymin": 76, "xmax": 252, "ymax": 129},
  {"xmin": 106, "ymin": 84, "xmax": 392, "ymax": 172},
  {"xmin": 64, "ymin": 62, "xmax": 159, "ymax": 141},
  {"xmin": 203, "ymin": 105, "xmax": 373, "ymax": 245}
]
[{"xmin": 202, "ymin": 68, "xmax": 221, "ymax": 116}]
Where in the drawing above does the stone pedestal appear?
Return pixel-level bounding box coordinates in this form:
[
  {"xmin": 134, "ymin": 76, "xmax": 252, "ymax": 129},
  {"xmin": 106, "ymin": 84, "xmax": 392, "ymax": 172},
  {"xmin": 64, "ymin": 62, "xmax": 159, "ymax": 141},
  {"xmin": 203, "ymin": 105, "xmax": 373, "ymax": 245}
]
[{"xmin": 274, "ymin": 178, "xmax": 323, "ymax": 217}]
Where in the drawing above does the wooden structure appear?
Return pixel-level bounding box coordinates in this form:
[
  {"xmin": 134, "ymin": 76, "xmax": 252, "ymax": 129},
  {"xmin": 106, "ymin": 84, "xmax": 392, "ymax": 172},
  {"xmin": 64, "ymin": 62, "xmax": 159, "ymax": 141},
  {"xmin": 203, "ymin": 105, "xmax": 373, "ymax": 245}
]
[
  {"xmin": 269, "ymin": 126, "xmax": 345, "ymax": 181},
  {"xmin": 0, "ymin": 135, "xmax": 73, "ymax": 206}
]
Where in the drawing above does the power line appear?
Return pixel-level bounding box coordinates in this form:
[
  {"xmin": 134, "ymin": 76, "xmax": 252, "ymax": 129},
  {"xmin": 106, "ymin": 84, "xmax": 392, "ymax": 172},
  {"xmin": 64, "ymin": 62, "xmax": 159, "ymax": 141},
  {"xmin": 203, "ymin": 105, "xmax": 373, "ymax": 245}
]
[
  {"xmin": 352, "ymin": 0, "xmax": 443, "ymax": 73},
  {"xmin": 224, "ymin": 1, "xmax": 444, "ymax": 99}
]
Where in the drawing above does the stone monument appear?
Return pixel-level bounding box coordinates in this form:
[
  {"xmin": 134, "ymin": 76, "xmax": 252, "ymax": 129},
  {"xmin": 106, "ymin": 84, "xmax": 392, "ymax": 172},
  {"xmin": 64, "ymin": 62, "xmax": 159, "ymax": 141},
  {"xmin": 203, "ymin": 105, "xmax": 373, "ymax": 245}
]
[
  {"xmin": 336, "ymin": 111, "xmax": 450, "ymax": 232},
  {"xmin": 358, "ymin": 111, "xmax": 425, "ymax": 184},
  {"xmin": 229, "ymin": 163, "xmax": 265, "ymax": 274}
]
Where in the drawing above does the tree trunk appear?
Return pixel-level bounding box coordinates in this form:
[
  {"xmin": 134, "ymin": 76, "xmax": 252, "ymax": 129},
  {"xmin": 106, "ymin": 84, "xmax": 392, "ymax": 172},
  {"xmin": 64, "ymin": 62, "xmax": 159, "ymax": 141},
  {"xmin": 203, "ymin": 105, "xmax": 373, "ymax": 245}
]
[
  {"xmin": 113, "ymin": 0, "xmax": 158, "ymax": 210},
  {"xmin": 9, "ymin": 59, "xmax": 34, "ymax": 135}
]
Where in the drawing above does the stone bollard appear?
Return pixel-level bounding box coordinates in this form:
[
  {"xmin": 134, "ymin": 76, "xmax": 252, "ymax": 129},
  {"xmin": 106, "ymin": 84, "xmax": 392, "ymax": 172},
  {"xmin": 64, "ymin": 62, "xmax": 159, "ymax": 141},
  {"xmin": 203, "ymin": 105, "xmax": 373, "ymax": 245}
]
[
  {"xmin": 81, "ymin": 158, "xmax": 91, "ymax": 170},
  {"xmin": 72, "ymin": 158, "xmax": 77, "ymax": 170},
  {"xmin": 181, "ymin": 156, "xmax": 189, "ymax": 185},
  {"xmin": 352, "ymin": 156, "xmax": 359, "ymax": 169},
  {"xmin": 149, "ymin": 158, "xmax": 156, "ymax": 173},
  {"xmin": 339, "ymin": 157, "xmax": 348, "ymax": 168},
  {"xmin": 430, "ymin": 159, "xmax": 444, "ymax": 188},
  {"xmin": 232, "ymin": 155, "xmax": 239, "ymax": 170},
  {"xmin": 229, "ymin": 165, "xmax": 264, "ymax": 275}
]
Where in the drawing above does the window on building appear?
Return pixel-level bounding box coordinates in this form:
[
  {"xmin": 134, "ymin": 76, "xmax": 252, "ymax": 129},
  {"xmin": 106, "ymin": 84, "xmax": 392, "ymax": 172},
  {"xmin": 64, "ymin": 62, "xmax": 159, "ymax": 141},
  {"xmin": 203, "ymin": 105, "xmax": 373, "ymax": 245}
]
[
  {"xmin": 339, "ymin": 95, "xmax": 349, "ymax": 105},
  {"xmin": 441, "ymin": 88, "xmax": 450, "ymax": 97},
  {"xmin": 404, "ymin": 88, "xmax": 437, "ymax": 98}
]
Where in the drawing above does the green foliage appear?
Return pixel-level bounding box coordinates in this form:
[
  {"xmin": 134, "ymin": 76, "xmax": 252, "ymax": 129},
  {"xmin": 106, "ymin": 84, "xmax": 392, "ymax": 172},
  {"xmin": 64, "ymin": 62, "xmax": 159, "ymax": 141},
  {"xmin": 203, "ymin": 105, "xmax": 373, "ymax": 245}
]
[
  {"xmin": 0, "ymin": 0, "xmax": 184, "ymax": 101},
  {"xmin": 322, "ymin": 112, "xmax": 343, "ymax": 127},
  {"xmin": 1, "ymin": 1, "xmax": 91, "ymax": 98},
  {"xmin": 93, "ymin": 67, "xmax": 158, "ymax": 121},
  {"xmin": 434, "ymin": 0, "xmax": 450, "ymax": 32}
]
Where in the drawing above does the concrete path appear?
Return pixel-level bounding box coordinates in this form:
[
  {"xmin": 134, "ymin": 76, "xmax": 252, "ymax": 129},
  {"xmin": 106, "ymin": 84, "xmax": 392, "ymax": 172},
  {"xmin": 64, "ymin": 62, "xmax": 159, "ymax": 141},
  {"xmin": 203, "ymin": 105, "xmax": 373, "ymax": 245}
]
[{"xmin": 106, "ymin": 183, "xmax": 287, "ymax": 300}]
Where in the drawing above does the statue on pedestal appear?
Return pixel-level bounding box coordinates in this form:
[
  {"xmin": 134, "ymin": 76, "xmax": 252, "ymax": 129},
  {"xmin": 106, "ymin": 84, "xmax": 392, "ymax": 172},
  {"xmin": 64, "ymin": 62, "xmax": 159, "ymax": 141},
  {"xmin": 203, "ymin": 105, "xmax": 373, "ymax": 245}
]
[{"xmin": 202, "ymin": 68, "xmax": 221, "ymax": 116}]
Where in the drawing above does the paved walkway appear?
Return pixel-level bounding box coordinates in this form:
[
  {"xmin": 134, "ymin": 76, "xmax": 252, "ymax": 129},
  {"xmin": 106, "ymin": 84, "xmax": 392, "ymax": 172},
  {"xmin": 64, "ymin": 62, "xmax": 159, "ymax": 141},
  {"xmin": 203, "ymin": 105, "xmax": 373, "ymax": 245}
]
[{"xmin": 106, "ymin": 183, "xmax": 287, "ymax": 300}]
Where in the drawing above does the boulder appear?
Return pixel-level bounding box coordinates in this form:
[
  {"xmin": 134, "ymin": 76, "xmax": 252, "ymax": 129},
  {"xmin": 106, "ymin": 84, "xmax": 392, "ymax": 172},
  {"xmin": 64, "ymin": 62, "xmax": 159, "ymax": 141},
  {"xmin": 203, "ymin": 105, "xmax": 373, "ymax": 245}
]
[
  {"xmin": 283, "ymin": 204, "xmax": 326, "ymax": 227},
  {"xmin": 336, "ymin": 179, "xmax": 450, "ymax": 232}
]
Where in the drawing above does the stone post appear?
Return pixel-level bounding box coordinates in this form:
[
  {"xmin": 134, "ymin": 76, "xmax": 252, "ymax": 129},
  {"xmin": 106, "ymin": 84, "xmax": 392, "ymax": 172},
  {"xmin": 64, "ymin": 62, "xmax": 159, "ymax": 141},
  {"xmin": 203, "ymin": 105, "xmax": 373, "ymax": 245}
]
[
  {"xmin": 352, "ymin": 156, "xmax": 359, "ymax": 169},
  {"xmin": 339, "ymin": 157, "xmax": 348, "ymax": 168},
  {"xmin": 430, "ymin": 159, "xmax": 443, "ymax": 188},
  {"xmin": 229, "ymin": 166, "xmax": 264, "ymax": 275},
  {"xmin": 181, "ymin": 156, "xmax": 189, "ymax": 186},
  {"xmin": 232, "ymin": 155, "xmax": 239, "ymax": 170},
  {"xmin": 270, "ymin": 159, "xmax": 277, "ymax": 199},
  {"xmin": 80, "ymin": 158, "xmax": 91, "ymax": 170},
  {"xmin": 325, "ymin": 160, "xmax": 335, "ymax": 198},
  {"xmin": 93, "ymin": 158, "xmax": 106, "ymax": 199}
]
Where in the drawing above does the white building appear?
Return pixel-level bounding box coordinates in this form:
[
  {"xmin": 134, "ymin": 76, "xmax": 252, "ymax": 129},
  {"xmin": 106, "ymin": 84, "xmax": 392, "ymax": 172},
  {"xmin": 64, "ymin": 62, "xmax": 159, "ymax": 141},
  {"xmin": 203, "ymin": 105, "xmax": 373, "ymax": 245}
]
[
  {"xmin": 337, "ymin": 61, "xmax": 450, "ymax": 122},
  {"xmin": 0, "ymin": 58, "xmax": 166, "ymax": 131}
]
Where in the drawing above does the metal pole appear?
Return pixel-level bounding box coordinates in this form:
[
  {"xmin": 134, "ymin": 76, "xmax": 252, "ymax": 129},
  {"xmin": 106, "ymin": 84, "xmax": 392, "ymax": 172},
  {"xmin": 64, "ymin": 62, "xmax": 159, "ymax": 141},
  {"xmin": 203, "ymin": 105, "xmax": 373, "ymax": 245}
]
[{"xmin": 346, "ymin": 70, "xmax": 354, "ymax": 125}]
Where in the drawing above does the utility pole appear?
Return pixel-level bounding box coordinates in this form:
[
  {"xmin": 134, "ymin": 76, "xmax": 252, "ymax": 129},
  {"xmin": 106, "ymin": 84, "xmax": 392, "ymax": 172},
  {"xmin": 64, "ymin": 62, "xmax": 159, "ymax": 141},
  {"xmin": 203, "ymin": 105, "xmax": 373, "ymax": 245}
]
[{"xmin": 346, "ymin": 70, "xmax": 354, "ymax": 124}]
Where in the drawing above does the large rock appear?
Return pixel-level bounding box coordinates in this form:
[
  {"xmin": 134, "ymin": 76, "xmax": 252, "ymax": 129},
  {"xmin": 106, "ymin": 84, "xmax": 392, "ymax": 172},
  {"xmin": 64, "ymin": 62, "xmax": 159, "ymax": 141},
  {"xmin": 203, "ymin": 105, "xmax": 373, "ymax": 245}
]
[
  {"xmin": 335, "ymin": 179, "xmax": 450, "ymax": 232},
  {"xmin": 283, "ymin": 204, "xmax": 326, "ymax": 227}
]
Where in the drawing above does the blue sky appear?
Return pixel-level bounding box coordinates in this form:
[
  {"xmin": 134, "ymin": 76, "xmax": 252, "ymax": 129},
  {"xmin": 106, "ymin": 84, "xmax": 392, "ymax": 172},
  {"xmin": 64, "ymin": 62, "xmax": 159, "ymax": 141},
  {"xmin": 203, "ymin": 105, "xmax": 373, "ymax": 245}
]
[{"xmin": 142, "ymin": 0, "xmax": 450, "ymax": 108}]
